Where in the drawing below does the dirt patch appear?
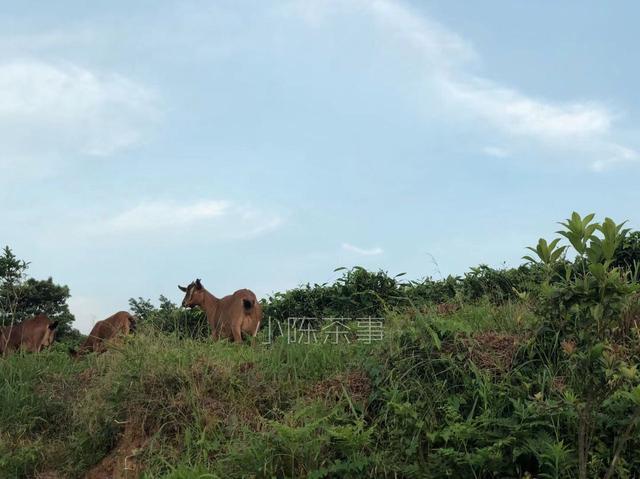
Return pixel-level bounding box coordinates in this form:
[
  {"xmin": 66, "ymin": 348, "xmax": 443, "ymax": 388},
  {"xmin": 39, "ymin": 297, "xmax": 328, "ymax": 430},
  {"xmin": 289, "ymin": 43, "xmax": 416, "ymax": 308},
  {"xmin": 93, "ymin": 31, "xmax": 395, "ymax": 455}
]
[
  {"xmin": 78, "ymin": 367, "xmax": 98, "ymax": 385},
  {"xmin": 238, "ymin": 361, "xmax": 255, "ymax": 373},
  {"xmin": 452, "ymin": 331, "xmax": 525, "ymax": 373},
  {"xmin": 187, "ymin": 357, "xmax": 262, "ymax": 430},
  {"xmin": 436, "ymin": 303, "xmax": 459, "ymax": 316},
  {"xmin": 189, "ymin": 356, "xmax": 230, "ymax": 387},
  {"xmin": 84, "ymin": 422, "xmax": 148, "ymax": 479},
  {"xmin": 34, "ymin": 368, "xmax": 97, "ymax": 406},
  {"xmin": 35, "ymin": 472, "xmax": 64, "ymax": 479},
  {"xmin": 307, "ymin": 370, "xmax": 371, "ymax": 403}
]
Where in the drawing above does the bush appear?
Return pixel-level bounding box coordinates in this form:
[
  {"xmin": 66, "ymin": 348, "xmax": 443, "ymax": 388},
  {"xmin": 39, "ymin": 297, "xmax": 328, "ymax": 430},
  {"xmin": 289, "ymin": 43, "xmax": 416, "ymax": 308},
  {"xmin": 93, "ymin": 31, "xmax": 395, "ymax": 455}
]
[
  {"xmin": 262, "ymin": 265, "xmax": 545, "ymax": 328},
  {"xmin": 524, "ymin": 212, "xmax": 640, "ymax": 479},
  {"xmin": 2, "ymin": 213, "xmax": 640, "ymax": 478},
  {"xmin": 129, "ymin": 295, "xmax": 209, "ymax": 338}
]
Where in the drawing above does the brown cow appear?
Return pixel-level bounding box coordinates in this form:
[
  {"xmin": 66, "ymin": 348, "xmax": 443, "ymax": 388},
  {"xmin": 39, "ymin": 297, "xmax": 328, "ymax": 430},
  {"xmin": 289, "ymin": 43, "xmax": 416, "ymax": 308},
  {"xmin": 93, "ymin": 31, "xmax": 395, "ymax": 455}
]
[
  {"xmin": 0, "ymin": 313, "xmax": 59, "ymax": 355},
  {"xmin": 69, "ymin": 311, "xmax": 136, "ymax": 357},
  {"xmin": 178, "ymin": 279, "xmax": 262, "ymax": 344}
]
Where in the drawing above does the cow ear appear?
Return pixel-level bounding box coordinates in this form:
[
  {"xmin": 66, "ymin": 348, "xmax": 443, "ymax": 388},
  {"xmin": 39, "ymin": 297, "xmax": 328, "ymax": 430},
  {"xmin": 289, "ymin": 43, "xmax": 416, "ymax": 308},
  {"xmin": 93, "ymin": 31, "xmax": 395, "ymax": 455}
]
[
  {"xmin": 49, "ymin": 321, "xmax": 59, "ymax": 331},
  {"xmin": 195, "ymin": 279, "xmax": 203, "ymax": 289},
  {"xmin": 178, "ymin": 285, "xmax": 187, "ymax": 292}
]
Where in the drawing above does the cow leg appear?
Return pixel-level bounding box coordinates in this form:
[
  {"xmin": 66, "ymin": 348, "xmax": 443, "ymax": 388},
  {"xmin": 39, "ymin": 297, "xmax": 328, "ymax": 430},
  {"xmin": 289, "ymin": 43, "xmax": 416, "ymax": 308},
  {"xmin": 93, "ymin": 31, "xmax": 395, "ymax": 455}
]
[
  {"xmin": 208, "ymin": 318, "xmax": 221, "ymax": 341},
  {"xmin": 241, "ymin": 316, "xmax": 258, "ymax": 347},
  {"xmin": 231, "ymin": 320, "xmax": 243, "ymax": 344}
]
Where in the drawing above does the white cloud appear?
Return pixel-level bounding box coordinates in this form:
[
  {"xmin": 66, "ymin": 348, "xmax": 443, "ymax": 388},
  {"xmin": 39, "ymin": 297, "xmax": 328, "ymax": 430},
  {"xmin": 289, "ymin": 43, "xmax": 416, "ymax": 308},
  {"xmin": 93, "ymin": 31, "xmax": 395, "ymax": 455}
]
[
  {"xmin": 590, "ymin": 144, "xmax": 639, "ymax": 172},
  {"xmin": 85, "ymin": 199, "xmax": 283, "ymax": 238},
  {"xmin": 440, "ymin": 76, "xmax": 612, "ymax": 141},
  {"xmin": 284, "ymin": 0, "xmax": 475, "ymax": 66},
  {"xmin": 482, "ymin": 146, "xmax": 510, "ymax": 158},
  {"xmin": 368, "ymin": 0, "xmax": 476, "ymax": 68},
  {"xmin": 342, "ymin": 242, "xmax": 383, "ymax": 256},
  {"xmin": 288, "ymin": 0, "xmax": 638, "ymax": 171},
  {"xmin": 101, "ymin": 200, "xmax": 230, "ymax": 233},
  {"xmin": 0, "ymin": 60, "xmax": 159, "ymax": 169}
]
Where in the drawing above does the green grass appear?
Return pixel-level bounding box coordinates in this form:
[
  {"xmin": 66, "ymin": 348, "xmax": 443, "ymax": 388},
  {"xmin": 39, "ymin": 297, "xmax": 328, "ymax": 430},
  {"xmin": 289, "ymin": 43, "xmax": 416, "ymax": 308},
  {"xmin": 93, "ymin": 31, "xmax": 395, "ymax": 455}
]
[
  {"xmin": 1, "ymin": 302, "xmax": 638, "ymax": 478},
  {"xmin": 1, "ymin": 321, "xmax": 371, "ymax": 478}
]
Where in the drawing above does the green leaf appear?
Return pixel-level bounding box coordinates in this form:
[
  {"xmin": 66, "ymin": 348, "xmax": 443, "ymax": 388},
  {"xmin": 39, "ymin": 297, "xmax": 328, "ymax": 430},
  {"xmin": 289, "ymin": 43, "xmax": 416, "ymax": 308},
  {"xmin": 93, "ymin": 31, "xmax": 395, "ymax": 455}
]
[
  {"xmin": 589, "ymin": 343, "xmax": 605, "ymax": 360},
  {"xmin": 588, "ymin": 263, "xmax": 606, "ymax": 281}
]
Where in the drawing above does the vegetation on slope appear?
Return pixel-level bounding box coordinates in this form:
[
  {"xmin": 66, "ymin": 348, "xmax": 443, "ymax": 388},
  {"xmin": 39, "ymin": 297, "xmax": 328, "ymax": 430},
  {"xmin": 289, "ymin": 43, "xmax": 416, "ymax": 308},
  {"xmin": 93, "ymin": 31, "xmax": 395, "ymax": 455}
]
[{"xmin": 1, "ymin": 213, "xmax": 640, "ymax": 478}]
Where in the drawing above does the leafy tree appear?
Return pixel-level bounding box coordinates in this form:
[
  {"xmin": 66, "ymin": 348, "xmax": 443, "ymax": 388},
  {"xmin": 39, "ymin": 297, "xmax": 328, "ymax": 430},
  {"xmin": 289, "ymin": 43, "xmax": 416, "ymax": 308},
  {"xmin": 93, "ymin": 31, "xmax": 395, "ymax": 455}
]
[
  {"xmin": 525, "ymin": 213, "xmax": 640, "ymax": 479},
  {"xmin": 128, "ymin": 296, "xmax": 155, "ymax": 321},
  {"xmin": 159, "ymin": 294, "xmax": 177, "ymax": 315},
  {"xmin": 0, "ymin": 246, "xmax": 79, "ymax": 340},
  {"xmin": 613, "ymin": 230, "xmax": 640, "ymax": 273},
  {"xmin": 129, "ymin": 295, "xmax": 207, "ymax": 338},
  {"xmin": 0, "ymin": 246, "xmax": 28, "ymax": 323},
  {"xmin": 14, "ymin": 278, "xmax": 78, "ymax": 339}
]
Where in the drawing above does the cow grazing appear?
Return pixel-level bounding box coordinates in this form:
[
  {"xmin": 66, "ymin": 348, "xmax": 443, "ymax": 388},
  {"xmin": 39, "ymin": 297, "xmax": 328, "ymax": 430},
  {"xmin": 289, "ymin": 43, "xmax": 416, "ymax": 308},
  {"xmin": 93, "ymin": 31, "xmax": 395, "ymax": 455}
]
[
  {"xmin": 178, "ymin": 279, "xmax": 262, "ymax": 344},
  {"xmin": 69, "ymin": 311, "xmax": 136, "ymax": 357},
  {"xmin": 0, "ymin": 313, "xmax": 59, "ymax": 355}
]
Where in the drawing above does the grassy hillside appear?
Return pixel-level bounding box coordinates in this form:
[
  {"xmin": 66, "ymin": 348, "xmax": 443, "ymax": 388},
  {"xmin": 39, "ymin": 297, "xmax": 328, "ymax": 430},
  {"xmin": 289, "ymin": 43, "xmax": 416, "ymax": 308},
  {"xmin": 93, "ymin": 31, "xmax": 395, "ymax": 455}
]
[
  {"xmin": 2, "ymin": 301, "xmax": 639, "ymax": 479},
  {"xmin": 3, "ymin": 215, "xmax": 640, "ymax": 478}
]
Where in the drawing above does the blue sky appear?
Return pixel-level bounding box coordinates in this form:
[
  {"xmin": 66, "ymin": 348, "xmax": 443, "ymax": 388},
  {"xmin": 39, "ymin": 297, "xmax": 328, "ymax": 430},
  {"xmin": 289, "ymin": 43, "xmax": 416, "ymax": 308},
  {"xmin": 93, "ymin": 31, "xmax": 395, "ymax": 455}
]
[{"xmin": 1, "ymin": 1, "xmax": 639, "ymax": 333}]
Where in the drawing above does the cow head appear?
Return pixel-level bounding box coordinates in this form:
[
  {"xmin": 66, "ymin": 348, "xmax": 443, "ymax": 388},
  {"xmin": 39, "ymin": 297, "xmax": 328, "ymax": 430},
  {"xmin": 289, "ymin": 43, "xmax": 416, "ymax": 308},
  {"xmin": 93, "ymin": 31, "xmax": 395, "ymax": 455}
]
[
  {"xmin": 40, "ymin": 318, "xmax": 59, "ymax": 350},
  {"xmin": 129, "ymin": 316, "xmax": 137, "ymax": 334},
  {"xmin": 178, "ymin": 279, "xmax": 205, "ymax": 308}
]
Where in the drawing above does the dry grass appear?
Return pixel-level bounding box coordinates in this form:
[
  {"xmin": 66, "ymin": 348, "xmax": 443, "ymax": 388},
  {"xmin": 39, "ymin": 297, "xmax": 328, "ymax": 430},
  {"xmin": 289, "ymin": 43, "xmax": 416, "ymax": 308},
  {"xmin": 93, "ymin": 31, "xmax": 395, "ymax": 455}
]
[
  {"xmin": 443, "ymin": 330, "xmax": 526, "ymax": 373},
  {"xmin": 306, "ymin": 370, "xmax": 371, "ymax": 404}
]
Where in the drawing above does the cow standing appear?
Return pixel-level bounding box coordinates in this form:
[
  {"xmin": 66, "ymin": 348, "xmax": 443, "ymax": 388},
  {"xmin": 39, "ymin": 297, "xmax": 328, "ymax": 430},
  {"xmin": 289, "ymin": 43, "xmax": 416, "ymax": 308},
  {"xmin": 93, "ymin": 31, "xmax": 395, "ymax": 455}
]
[
  {"xmin": 0, "ymin": 314, "xmax": 59, "ymax": 355},
  {"xmin": 178, "ymin": 279, "xmax": 262, "ymax": 344}
]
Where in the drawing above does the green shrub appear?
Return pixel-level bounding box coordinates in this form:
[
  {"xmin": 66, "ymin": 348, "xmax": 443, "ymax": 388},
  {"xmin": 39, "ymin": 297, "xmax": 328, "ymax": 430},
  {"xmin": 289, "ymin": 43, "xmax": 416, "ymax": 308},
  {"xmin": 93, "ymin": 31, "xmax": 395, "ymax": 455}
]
[
  {"xmin": 2, "ymin": 214, "xmax": 640, "ymax": 478},
  {"xmin": 524, "ymin": 212, "xmax": 640, "ymax": 479}
]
